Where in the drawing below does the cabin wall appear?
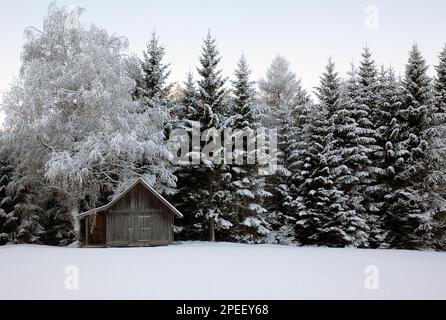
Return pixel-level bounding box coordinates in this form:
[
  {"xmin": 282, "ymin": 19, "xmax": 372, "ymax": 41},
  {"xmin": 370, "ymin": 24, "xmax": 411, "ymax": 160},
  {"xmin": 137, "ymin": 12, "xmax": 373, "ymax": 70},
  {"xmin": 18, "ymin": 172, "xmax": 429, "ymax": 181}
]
[{"xmin": 107, "ymin": 210, "xmax": 172, "ymax": 247}]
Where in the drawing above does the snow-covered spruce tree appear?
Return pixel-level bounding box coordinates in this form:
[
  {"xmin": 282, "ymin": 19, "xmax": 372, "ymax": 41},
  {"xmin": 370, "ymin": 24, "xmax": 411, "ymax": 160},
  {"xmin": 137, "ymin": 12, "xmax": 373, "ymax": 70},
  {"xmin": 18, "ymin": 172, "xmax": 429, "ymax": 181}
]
[
  {"xmin": 425, "ymin": 45, "xmax": 446, "ymax": 249},
  {"xmin": 276, "ymin": 101, "xmax": 313, "ymax": 244},
  {"xmin": 168, "ymin": 72, "xmax": 203, "ymax": 240},
  {"xmin": 225, "ymin": 55, "xmax": 272, "ymax": 243},
  {"xmin": 374, "ymin": 66, "xmax": 403, "ymax": 249},
  {"xmin": 282, "ymin": 107, "xmax": 318, "ymax": 246},
  {"xmin": 129, "ymin": 32, "xmax": 175, "ymax": 192},
  {"xmin": 37, "ymin": 187, "xmax": 77, "ymax": 246},
  {"xmin": 0, "ymin": 155, "xmax": 19, "ymax": 245},
  {"xmin": 355, "ymin": 47, "xmax": 386, "ymax": 248},
  {"xmin": 435, "ymin": 46, "xmax": 446, "ymax": 113},
  {"xmin": 291, "ymin": 58, "xmax": 343, "ymax": 246},
  {"xmin": 127, "ymin": 32, "xmax": 174, "ymax": 166},
  {"xmin": 1, "ymin": 4, "xmax": 176, "ymax": 241},
  {"xmin": 0, "ymin": 146, "xmax": 46, "ymax": 245},
  {"xmin": 175, "ymin": 32, "xmax": 230, "ymax": 241},
  {"xmin": 135, "ymin": 31, "xmax": 172, "ymax": 105},
  {"xmin": 292, "ymin": 58, "xmax": 368, "ymax": 247},
  {"xmin": 197, "ymin": 32, "xmax": 227, "ymax": 119},
  {"xmin": 258, "ymin": 55, "xmax": 310, "ymax": 244},
  {"xmin": 10, "ymin": 184, "xmax": 45, "ymax": 245},
  {"xmin": 321, "ymin": 64, "xmax": 370, "ymax": 247},
  {"xmin": 0, "ymin": 139, "xmax": 75, "ymax": 246},
  {"xmin": 177, "ymin": 72, "xmax": 200, "ymax": 123},
  {"xmin": 384, "ymin": 44, "xmax": 434, "ymax": 249}
]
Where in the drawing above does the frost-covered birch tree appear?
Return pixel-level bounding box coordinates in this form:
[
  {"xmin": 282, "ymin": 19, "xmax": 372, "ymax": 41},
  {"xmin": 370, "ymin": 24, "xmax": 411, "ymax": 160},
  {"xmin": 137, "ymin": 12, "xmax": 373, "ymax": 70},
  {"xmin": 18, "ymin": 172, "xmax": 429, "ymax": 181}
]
[{"xmin": 1, "ymin": 4, "xmax": 176, "ymax": 238}]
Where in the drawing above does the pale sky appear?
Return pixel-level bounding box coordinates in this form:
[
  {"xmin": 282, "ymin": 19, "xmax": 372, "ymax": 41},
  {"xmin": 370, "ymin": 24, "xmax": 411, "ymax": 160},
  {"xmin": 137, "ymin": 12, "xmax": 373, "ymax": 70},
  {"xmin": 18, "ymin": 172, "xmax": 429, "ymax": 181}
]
[{"xmin": 1, "ymin": 0, "xmax": 446, "ymax": 126}]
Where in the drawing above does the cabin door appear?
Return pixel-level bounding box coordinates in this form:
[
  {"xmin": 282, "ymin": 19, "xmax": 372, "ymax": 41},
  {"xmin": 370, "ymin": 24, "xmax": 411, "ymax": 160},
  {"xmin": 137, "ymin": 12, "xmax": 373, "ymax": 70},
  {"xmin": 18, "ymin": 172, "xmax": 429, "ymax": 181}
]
[
  {"xmin": 131, "ymin": 214, "xmax": 152, "ymax": 245},
  {"xmin": 108, "ymin": 212, "xmax": 153, "ymax": 246}
]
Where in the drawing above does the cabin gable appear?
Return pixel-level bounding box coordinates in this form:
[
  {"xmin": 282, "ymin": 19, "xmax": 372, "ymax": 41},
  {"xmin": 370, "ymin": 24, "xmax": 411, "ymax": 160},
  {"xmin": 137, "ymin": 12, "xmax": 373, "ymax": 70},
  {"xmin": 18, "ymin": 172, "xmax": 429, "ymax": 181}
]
[{"xmin": 108, "ymin": 182, "xmax": 169, "ymax": 213}]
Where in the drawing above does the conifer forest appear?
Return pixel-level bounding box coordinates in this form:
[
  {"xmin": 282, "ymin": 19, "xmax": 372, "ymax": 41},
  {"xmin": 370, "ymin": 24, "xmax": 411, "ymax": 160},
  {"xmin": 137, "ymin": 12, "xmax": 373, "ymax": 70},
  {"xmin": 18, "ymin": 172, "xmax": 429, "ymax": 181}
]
[{"xmin": 1, "ymin": 3, "xmax": 446, "ymax": 252}]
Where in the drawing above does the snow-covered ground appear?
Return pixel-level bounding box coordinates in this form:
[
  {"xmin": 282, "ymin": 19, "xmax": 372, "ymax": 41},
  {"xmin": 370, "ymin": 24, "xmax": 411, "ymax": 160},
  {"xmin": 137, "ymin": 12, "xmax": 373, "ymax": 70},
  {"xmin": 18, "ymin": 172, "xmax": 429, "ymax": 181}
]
[{"xmin": 1, "ymin": 241, "xmax": 445, "ymax": 300}]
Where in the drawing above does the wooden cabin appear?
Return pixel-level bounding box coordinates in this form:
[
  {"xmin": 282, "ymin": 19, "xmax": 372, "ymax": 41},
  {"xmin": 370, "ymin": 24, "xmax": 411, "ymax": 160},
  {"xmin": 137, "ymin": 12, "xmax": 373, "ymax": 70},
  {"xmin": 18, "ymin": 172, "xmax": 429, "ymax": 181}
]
[{"xmin": 76, "ymin": 178, "xmax": 183, "ymax": 247}]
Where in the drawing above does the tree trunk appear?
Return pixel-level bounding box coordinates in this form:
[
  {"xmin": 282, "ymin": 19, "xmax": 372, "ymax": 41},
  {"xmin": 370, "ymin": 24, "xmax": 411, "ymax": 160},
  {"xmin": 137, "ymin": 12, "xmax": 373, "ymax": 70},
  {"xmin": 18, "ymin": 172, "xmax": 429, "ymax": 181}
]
[
  {"xmin": 209, "ymin": 219, "xmax": 215, "ymax": 242},
  {"xmin": 71, "ymin": 207, "xmax": 81, "ymax": 243},
  {"xmin": 208, "ymin": 171, "xmax": 215, "ymax": 242}
]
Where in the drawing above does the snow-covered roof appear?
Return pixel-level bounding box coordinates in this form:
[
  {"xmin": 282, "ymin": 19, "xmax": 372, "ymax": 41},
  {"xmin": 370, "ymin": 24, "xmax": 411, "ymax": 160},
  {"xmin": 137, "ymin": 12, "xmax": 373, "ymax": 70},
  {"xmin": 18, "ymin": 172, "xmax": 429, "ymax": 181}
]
[{"xmin": 76, "ymin": 178, "xmax": 183, "ymax": 219}]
